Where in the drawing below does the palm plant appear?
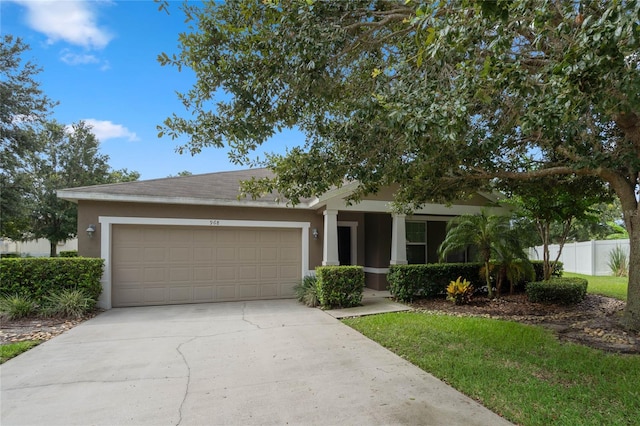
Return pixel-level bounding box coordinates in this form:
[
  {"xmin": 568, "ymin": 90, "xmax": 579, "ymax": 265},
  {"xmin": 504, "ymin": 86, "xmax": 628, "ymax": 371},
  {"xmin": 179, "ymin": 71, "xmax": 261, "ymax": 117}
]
[
  {"xmin": 491, "ymin": 239, "xmax": 535, "ymax": 296},
  {"xmin": 438, "ymin": 211, "xmax": 522, "ymax": 298}
]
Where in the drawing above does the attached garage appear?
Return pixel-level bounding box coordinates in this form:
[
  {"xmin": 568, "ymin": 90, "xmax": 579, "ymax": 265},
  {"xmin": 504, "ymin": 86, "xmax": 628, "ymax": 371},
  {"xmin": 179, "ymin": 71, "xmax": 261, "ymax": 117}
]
[{"xmin": 111, "ymin": 225, "xmax": 302, "ymax": 307}]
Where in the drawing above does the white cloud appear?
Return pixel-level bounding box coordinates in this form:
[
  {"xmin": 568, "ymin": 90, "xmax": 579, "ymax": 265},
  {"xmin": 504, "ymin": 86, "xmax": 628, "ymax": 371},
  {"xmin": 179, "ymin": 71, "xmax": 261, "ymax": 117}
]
[
  {"xmin": 83, "ymin": 119, "xmax": 139, "ymax": 142},
  {"xmin": 60, "ymin": 49, "xmax": 100, "ymax": 65},
  {"xmin": 11, "ymin": 0, "xmax": 113, "ymax": 49}
]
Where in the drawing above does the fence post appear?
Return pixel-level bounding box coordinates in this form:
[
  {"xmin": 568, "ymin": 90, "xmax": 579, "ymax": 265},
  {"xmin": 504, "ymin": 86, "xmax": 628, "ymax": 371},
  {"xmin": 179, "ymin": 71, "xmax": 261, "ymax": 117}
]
[{"xmin": 590, "ymin": 240, "xmax": 596, "ymax": 276}]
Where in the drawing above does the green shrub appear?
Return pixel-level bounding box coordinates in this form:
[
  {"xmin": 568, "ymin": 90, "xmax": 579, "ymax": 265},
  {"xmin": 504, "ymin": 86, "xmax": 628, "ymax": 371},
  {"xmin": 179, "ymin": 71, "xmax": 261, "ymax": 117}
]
[
  {"xmin": 530, "ymin": 260, "xmax": 564, "ymax": 281},
  {"xmin": 316, "ymin": 266, "xmax": 364, "ymax": 309},
  {"xmin": 294, "ymin": 275, "xmax": 319, "ymax": 307},
  {"xmin": 446, "ymin": 277, "xmax": 474, "ymax": 305},
  {"xmin": 59, "ymin": 250, "xmax": 79, "ymax": 258},
  {"xmin": 607, "ymin": 246, "xmax": 628, "ymax": 277},
  {"xmin": 526, "ymin": 277, "xmax": 588, "ymax": 305},
  {"xmin": 0, "ymin": 258, "xmax": 104, "ymax": 304},
  {"xmin": 387, "ymin": 263, "xmax": 485, "ymax": 302},
  {"xmin": 0, "ymin": 293, "xmax": 38, "ymax": 320},
  {"xmin": 43, "ymin": 289, "xmax": 96, "ymax": 319},
  {"xmin": 0, "ymin": 252, "xmax": 21, "ymax": 259}
]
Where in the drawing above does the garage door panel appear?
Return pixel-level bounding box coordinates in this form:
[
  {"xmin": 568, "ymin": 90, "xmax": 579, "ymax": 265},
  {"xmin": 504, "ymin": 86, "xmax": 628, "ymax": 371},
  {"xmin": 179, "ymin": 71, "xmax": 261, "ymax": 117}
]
[
  {"xmin": 114, "ymin": 288, "xmax": 143, "ymax": 306},
  {"xmin": 112, "ymin": 225, "xmax": 302, "ymax": 307},
  {"xmin": 193, "ymin": 248, "xmax": 213, "ymax": 262},
  {"xmin": 216, "ymin": 247, "xmax": 236, "ymax": 261},
  {"xmin": 169, "ymin": 287, "xmax": 192, "ymax": 303},
  {"xmin": 170, "ymin": 247, "xmax": 191, "ymax": 262},
  {"xmin": 217, "ymin": 285, "xmax": 237, "ymax": 300},
  {"xmin": 280, "ymin": 247, "xmax": 301, "ymax": 261},
  {"xmin": 216, "ymin": 266, "xmax": 236, "ymax": 280},
  {"xmin": 144, "ymin": 247, "xmax": 166, "ymax": 262},
  {"xmin": 239, "ymin": 285, "xmax": 258, "ymax": 298},
  {"xmin": 194, "ymin": 267, "xmax": 213, "ymax": 280},
  {"xmin": 169, "ymin": 267, "xmax": 191, "ymax": 282},
  {"xmin": 259, "ymin": 284, "xmax": 278, "ymax": 297},
  {"xmin": 280, "ymin": 264, "xmax": 300, "ymax": 279},
  {"xmin": 142, "ymin": 286, "xmax": 166, "ymax": 303},
  {"xmin": 239, "ymin": 265, "xmax": 257, "ymax": 280},
  {"xmin": 259, "ymin": 265, "xmax": 278, "ymax": 279},
  {"xmin": 238, "ymin": 247, "xmax": 257, "ymax": 261},
  {"xmin": 193, "ymin": 286, "xmax": 214, "ymax": 301},
  {"xmin": 143, "ymin": 229, "xmax": 167, "ymax": 242},
  {"xmin": 116, "ymin": 267, "xmax": 141, "ymax": 283},
  {"xmin": 260, "ymin": 248, "xmax": 278, "ymax": 262},
  {"xmin": 142, "ymin": 267, "xmax": 164, "ymax": 282}
]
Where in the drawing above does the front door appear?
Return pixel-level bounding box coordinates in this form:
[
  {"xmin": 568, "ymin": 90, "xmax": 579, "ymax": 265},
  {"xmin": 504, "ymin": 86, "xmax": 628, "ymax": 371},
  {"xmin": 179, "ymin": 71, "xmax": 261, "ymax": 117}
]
[{"xmin": 337, "ymin": 226, "xmax": 352, "ymax": 265}]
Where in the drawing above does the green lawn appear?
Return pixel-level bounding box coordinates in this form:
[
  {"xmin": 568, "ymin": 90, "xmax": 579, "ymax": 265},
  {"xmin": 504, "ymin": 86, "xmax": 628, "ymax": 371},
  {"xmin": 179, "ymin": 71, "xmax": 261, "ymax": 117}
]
[
  {"xmin": 344, "ymin": 313, "xmax": 640, "ymax": 426},
  {"xmin": 0, "ymin": 340, "xmax": 40, "ymax": 364},
  {"xmin": 563, "ymin": 272, "xmax": 628, "ymax": 301}
]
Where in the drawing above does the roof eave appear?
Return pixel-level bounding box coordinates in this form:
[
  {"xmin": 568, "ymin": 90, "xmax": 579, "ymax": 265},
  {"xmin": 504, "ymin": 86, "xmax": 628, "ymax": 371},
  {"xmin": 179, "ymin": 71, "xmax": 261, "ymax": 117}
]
[{"xmin": 56, "ymin": 190, "xmax": 312, "ymax": 209}]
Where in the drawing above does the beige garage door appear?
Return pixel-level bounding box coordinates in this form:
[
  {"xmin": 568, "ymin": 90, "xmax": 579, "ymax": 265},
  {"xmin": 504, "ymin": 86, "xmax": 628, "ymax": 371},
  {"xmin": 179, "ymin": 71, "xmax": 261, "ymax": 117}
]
[{"xmin": 111, "ymin": 225, "xmax": 302, "ymax": 307}]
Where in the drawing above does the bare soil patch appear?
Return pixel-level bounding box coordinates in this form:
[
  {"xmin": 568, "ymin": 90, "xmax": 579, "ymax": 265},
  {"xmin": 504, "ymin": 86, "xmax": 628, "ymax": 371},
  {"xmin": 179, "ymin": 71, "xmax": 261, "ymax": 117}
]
[{"xmin": 409, "ymin": 294, "xmax": 639, "ymax": 354}]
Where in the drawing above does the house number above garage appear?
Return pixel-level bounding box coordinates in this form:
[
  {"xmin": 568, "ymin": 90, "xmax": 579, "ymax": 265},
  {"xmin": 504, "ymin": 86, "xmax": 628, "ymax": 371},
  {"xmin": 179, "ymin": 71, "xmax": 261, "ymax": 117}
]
[{"xmin": 209, "ymin": 220, "xmax": 221, "ymax": 226}]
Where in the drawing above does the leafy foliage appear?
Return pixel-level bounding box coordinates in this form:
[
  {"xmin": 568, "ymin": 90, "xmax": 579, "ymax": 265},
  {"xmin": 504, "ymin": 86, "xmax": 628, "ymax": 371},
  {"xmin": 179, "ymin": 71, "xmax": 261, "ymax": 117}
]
[
  {"xmin": 1, "ymin": 35, "xmax": 55, "ymax": 239},
  {"xmin": 387, "ymin": 263, "xmax": 485, "ymax": 302},
  {"xmin": 315, "ymin": 266, "xmax": 364, "ymax": 309},
  {"xmin": 293, "ymin": 275, "xmax": 319, "ymax": 307},
  {"xmin": 43, "ymin": 289, "xmax": 95, "ymax": 319},
  {"xmin": 503, "ymin": 176, "xmax": 612, "ymax": 280},
  {"xmin": 0, "ymin": 293, "xmax": 38, "ymax": 320},
  {"xmin": 446, "ymin": 277, "xmax": 474, "ymax": 305},
  {"xmin": 526, "ymin": 278, "xmax": 588, "ymax": 305},
  {"xmin": 158, "ymin": 0, "xmax": 640, "ymax": 329},
  {"xmin": 608, "ymin": 246, "xmax": 629, "ymax": 278},
  {"xmin": 439, "ymin": 212, "xmax": 528, "ymax": 298},
  {"xmin": 0, "ymin": 258, "xmax": 104, "ymax": 303}
]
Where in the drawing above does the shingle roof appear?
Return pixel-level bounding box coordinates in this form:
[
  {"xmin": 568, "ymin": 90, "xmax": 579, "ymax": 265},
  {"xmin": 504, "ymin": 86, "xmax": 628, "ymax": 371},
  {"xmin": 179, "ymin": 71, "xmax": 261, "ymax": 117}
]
[{"xmin": 57, "ymin": 168, "xmax": 305, "ymax": 206}]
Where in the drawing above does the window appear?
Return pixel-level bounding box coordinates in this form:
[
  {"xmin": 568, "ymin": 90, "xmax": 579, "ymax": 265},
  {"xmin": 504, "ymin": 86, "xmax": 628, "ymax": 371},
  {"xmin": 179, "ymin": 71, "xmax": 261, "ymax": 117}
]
[{"xmin": 406, "ymin": 222, "xmax": 426, "ymax": 264}]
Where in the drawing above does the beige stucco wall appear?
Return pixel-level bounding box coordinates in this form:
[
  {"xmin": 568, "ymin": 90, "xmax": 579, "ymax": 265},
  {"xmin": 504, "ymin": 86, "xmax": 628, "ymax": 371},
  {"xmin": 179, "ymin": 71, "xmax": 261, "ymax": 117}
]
[{"xmin": 77, "ymin": 201, "xmax": 324, "ymax": 269}]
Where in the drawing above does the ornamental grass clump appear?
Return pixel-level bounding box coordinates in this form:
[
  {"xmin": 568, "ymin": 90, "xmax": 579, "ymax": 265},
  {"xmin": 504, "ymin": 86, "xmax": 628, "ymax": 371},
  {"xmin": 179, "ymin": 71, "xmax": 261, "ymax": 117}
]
[{"xmin": 446, "ymin": 277, "xmax": 474, "ymax": 305}]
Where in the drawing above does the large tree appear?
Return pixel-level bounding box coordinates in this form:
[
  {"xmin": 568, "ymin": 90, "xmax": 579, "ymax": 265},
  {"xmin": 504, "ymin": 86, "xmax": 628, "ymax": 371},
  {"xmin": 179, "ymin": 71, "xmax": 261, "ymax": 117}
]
[
  {"xmin": 158, "ymin": 1, "xmax": 640, "ymax": 330},
  {"xmin": 1, "ymin": 35, "xmax": 56, "ymax": 239},
  {"xmin": 28, "ymin": 121, "xmax": 138, "ymax": 256}
]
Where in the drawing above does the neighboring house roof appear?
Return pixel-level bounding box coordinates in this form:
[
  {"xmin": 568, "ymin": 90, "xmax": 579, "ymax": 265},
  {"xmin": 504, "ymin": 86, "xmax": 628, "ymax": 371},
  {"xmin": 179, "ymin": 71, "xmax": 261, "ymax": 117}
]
[{"xmin": 57, "ymin": 168, "xmax": 308, "ymax": 208}]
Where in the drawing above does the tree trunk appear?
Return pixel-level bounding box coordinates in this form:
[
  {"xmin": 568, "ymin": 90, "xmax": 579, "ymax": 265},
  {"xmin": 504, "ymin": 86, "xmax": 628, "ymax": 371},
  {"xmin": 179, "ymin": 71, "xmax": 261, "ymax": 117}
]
[
  {"xmin": 622, "ymin": 211, "xmax": 640, "ymax": 331},
  {"xmin": 49, "ymin": 240, "xmax": 57, "ymax": 257},
  {"xmin": 484, "ymin": 260, "xmax": 494, "ymax": 298}
]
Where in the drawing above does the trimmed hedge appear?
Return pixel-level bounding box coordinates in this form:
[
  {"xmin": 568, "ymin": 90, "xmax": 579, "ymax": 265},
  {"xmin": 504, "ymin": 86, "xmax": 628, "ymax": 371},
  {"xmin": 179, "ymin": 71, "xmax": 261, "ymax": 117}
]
[
  {"xmin": 388, "ymin": 263, "xmax": 485, "ymax": 302},
  {"xmin": 0, "ymin": 258, "xmax": 104, "ymax": 303},
  {"xmin": 59, "ymin": 250, "xmax": 79, "ymax": 258},
  {"xmin": 316, "ymin": 266, "xmax": 364, "ymax": 309},
  {"xmin": 526, "ymin": 277, "xmax": 588, "ymax": 305}
]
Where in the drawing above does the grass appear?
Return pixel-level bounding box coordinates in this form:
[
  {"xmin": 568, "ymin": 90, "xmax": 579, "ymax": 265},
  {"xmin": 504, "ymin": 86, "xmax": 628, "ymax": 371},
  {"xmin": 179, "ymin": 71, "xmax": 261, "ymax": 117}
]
[
  {"xmin": 0, "ymin": 340, "xmax": 40, "ymax": 364},
  {"xmin": 344, "ymin": 313, "xmax": 640, "ymax": 426},
  {"xmin": 563, "ymin": 272, "xmax": 628, "ymax": 301}
]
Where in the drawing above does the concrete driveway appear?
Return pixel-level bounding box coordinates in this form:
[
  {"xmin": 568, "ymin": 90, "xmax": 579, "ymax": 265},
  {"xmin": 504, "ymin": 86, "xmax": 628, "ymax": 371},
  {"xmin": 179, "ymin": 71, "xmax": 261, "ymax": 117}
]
[{"xmin": 1, "ymin": 300, "xmax": 512, "ymax": 426}]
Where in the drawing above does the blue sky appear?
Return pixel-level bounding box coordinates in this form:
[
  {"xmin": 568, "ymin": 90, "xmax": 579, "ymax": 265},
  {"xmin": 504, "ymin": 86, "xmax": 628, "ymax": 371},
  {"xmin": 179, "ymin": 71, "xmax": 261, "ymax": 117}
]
[{"xmin": 2, "ymin": 0, "xmax": 303, "ymax": 180}]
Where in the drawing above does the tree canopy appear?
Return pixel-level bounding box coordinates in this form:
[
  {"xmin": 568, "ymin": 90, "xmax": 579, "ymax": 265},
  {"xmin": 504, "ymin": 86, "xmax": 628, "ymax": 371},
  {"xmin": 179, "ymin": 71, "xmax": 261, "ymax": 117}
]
[
  {"xmin": 1, "ymin": 35, "xmax": 56, "ymax": 238},
  {"xmin": 158, "ymin": 0, "xmax": 640, "ymax": 329}
]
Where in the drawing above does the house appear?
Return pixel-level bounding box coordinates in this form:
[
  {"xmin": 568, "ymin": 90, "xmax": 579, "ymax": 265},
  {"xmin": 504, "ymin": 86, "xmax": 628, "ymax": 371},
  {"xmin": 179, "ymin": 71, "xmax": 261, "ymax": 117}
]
[{"xmin": 57, "ymin": 168, "xmax": 503, "ymax": 309}]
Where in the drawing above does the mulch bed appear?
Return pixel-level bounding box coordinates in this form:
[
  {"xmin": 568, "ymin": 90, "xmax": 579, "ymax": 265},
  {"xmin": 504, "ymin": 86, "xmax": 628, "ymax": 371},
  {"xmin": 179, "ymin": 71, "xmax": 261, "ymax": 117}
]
[
  {"xmin": 0, "ymin": 311, "xmax": 101, "ymax": 345},
  {"xmin": 409, "ymin": 293, "xmax": 639, "ymax": 354}
]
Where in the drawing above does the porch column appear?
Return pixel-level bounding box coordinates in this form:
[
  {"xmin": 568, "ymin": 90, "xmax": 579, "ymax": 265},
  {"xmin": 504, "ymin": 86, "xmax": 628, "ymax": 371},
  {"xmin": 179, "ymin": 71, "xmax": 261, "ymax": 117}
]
[
  {"xmin": 390, "ymin": 213, "xmax": 408, "ymax": 265},
  {"xmin": 322, "ymin": 209, "xmax": 340, "ymax": 265}
]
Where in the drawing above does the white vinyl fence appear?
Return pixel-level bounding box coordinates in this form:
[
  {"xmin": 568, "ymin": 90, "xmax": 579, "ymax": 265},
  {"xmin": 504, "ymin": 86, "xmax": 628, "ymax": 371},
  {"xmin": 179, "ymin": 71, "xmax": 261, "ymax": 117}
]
[
  {"xmin": 0, "ymin": 238, "xmax": 78, "ymax": 257},
  {"xmin": 528, "ymin": 239, "xmax": 630, "ymax": 276}
]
